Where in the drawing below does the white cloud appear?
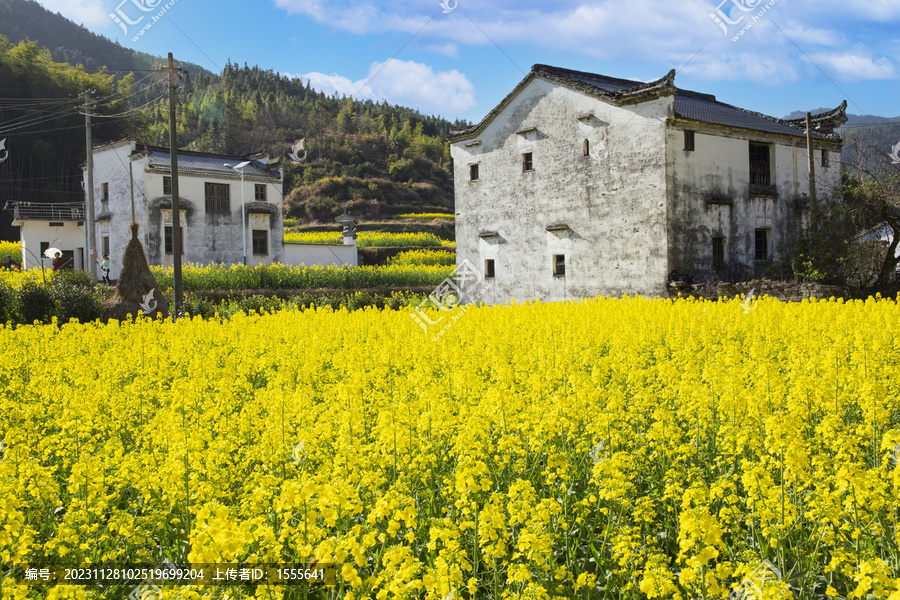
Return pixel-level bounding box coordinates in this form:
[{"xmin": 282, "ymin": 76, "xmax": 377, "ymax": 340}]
[
  {"xmin": 682, "ymin": 52, "xmax": 801, "ymax": 85},
  {"xmin": 273, "ymin": 0, "xmax": 899, "ymax": 85},
  {"xmin": 33, "ymin": 0, "xmax": 109, "ymax": 27},
  {"xmin": 808, "ymin": 53, "xmax": 898, "ymax": 81},
  {"xmin": 424, "ymin": 43, "xmax": 460, "ymax": 58},
  {"xmin": 293, "ymin": 59, "xmax": 476, "ymax": 114}
]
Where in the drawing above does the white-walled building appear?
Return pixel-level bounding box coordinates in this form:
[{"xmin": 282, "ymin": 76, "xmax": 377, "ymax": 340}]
[
  {"xmin": 11, "ymin": 140, "xmax": 358, "ymax": 277},
  {"xmin": 87, "ymin": 140, "xmax": 285, "ymax": 280},
  {"xmin": 449, "ymin": 64, "xmax": 847, "ymax": 302},
  {"xmin": 11, "ymin": 202, "xmax": 86, "ymax": 270}
]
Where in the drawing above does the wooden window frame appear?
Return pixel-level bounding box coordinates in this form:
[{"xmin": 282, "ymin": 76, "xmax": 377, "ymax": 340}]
[
  {"xmin": 522, "ymin": 152, "xmax": 534, "ymax": 172},
  {"xmin": 252, "ymin": 229, "xmax": 268, "ymax": 256},
  {"xmin": 712, "ymin": 236, "xmax": 725, "ymax": 269},
  {"xmin": 749, "ymin": 142, "xmax": 771, "ymax": 186},
  {"xmin": 164, "ymin": 225, "xmax": 184, "ymax": 255},
  {"xmin": 553, "ymin": 254, "xmax": 565, "ymax": 277},
  {"xmin": 205, "ymin": 182, "xmax": 230, "ymax": 213},
  {"xmin": 754, "ymin": 228, "xmax": 769, "ymax": 261}
]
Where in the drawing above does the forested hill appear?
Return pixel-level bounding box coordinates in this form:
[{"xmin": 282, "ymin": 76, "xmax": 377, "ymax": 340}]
[
  {"xmin": 0, "ymin": 0, "xmax": 210, "ymax": 77},
  {"xmin": 0, "ymin": 0, "xmax": 472, "ymax": 237},
  {"xmin": 138, "ymin": 60, "xmax": 467, "ymax": 221}
]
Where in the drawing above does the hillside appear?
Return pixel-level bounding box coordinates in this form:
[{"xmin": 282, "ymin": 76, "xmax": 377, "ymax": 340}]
[
  {"xmin": 0, "ymin": 0, "xmax": 211, "ymax": 77},
  {"xmin": 0, "ymin": 0, "xmax": 470, "ymax": 239},
  {"xmin": 136, "ymin": 61, "xmax": 463, "ymax": 222}
]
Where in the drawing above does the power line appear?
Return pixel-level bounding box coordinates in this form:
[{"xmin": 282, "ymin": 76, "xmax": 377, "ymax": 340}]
[{"xmin": 0, "ymin": 105, "xmax": 81, "ymax": 135}]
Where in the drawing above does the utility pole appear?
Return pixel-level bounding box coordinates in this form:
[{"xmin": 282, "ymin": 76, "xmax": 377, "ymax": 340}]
[
  {"xmin": 83, "ymin": 91, "xmax": 97, "ymax": 278},
  {"xmin": 806, "ymin": 112, "xmax": 817, "ymax": 232},
  {"xmin": 167, "ymin": 52, "xmax": 183, "ymax": 318}
]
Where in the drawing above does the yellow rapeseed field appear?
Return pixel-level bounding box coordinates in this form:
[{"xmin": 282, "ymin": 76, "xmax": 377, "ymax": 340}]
[{"xmin": 0, "ymin": 296, "xmax": 899, "ymax": 599}]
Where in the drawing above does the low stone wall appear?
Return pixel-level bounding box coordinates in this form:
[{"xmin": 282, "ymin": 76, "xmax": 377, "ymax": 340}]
[{"xmin": 666, "ymin": 279, "xmax": 849, "ymax": 302}]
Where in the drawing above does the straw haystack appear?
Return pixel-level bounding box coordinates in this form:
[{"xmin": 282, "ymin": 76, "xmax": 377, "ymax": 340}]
[{"xmin": 101, "ymin": 223, "xmax": 168, "ymax": 321}]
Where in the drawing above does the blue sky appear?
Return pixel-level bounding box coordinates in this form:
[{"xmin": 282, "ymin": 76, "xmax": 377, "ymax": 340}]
[{"xmin": 35, "ymin": 0, "xmax": 900, "ymax": 124}]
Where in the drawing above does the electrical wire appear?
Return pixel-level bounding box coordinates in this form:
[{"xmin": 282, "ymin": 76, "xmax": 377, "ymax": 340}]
[
  {"xmin": 0, "ymin": 106, "xmax": 82, "ymax": 135},
  {"xmin": 0, "ymin": 102, "xmax": 81, "ymax": 129}
]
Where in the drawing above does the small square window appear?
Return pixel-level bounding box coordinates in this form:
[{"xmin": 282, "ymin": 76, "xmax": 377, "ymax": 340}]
[
  {"xmin": 755, "ymin": 229, "xmax": 769, "ymax": 261},
  {"xmin": 484, "ymin": 259, "xmax": 495, "ymax": 278},
  {"xmin": 252, "ymin": 230, "xmax": 268, "ymax": 256},
  {"xmin": 255, "ymin": 184, "xmax": 266, "ymax": 202},
  {"xmin": 469, "ymin": 164, "xmax": 479, "ymax": 181},
  {"xmin": 553, "ymin": 254, "xmax": 565, "ymax": 277},
  {"xmin": 684, "ymin": 130, "xmax": 695, "ymax": 152},
  {"xmin": 163, "ymin": 176, "xmax": 172, "ymax": 195},
  {"xmin": 522, "ymin": 152, "xmax": 533, "ymax": 172}
]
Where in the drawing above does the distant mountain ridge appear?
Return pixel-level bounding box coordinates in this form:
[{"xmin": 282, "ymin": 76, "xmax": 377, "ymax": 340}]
[{"xmin": 0, "ymin": 0, "xmax": 212, "ymax": 77}]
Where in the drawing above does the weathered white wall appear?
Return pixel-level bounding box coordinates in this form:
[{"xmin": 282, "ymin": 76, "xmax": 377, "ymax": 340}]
[
  {"xmin": 452, "ymin": 78, "xmax": 671, "ymax": 304},
  {"xmin": 88, "ymin": 140, "xmax": 140, "ymax": 281},
  {"xmin": 282, "ymin": 243, "xmax": 358, "ymax": 267},
  {"xmin": 666, "ymin": 125, "xmax": 843, "ymax": 281}
]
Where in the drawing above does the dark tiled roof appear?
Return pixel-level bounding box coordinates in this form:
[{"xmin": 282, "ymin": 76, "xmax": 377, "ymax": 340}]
[
  {"xmin": 143, "ymin": 148, "xmax": 280, "ymax": 180},
  {"xmin": 532, "ymin": 64, "xmax": 675, "ymax": 99},
  {"xmin": 674, "ymin": 91, "xmax": 839, "ymax": 141},
  {"xmin": 450, "ymin": 64, "xmax": 845, "ymax": 142}
]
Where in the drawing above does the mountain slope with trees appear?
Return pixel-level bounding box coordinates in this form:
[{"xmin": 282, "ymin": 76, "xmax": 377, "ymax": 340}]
[
  {"xmin": 0, "ymin": 0, "xmax": 471, "ymax": 239},
  {"xmin": 0, "ymin": 0, "xmax": 211, "ymax": 77}
]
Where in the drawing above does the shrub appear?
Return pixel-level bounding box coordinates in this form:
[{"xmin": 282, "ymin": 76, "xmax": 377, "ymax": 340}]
[
  {"xmin": 17, "ymin": 280, "xmax": 54, "ymax": 324},
  {"xmin": 47, "ymin": 270, "xmax": 103, "ymax": 324},
  {"xmin": 182, "ymin": 294, "xmax": 217, "ymax": 319},
  {"xmin": 0, "ymin": 280, "xmax": 14, "ymax": 323}
]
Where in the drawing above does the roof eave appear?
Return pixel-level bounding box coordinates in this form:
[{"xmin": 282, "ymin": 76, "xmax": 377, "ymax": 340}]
[
  {"xmin": 449, "ymin": 66, "xmax": 677, "ymax": 143},
  {"xmin": 668, "ymin": 115, "xmax": 844, "ymax": 145}
]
